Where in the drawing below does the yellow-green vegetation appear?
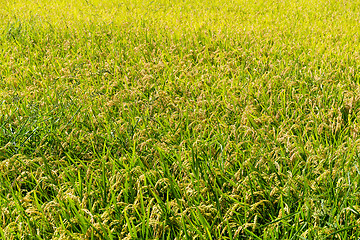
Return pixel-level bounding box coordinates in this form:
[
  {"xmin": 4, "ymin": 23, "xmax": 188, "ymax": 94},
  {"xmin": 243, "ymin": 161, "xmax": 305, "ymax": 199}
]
[{"xmin": 2, "ymin": 0, "xmax": 360, "ymax": 239}]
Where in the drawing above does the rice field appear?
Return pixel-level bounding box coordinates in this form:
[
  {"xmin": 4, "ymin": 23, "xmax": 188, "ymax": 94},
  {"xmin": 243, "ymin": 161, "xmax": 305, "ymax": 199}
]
[{"xmin": 2, "ymin": 0, "xmax": 360, "ymax": 239}]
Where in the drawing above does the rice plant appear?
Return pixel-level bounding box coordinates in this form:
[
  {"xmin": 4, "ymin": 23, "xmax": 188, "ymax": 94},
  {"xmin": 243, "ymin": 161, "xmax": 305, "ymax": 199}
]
[{"xmin": 1, "ymin": 0, "xmax": 360, "ymax": 239}]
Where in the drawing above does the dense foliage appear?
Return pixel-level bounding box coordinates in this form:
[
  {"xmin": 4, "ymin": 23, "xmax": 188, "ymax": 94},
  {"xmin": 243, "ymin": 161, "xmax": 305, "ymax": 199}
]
[{"xmin": 1, "ymin": 0, "xmax": 360, "ymax": 239}]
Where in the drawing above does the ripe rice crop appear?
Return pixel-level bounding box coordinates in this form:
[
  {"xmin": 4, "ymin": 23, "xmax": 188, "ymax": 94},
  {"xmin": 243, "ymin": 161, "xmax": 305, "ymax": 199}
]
[{"xmin": 1, "ymin": 0, "xmax": 360, "ymax": 239}]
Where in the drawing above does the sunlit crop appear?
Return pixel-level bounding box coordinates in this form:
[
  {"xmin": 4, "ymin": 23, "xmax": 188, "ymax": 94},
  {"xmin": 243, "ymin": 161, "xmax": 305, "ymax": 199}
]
[{"xmin": 1, "ymin": 0, "xmax": 360, "ymax": 239}]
